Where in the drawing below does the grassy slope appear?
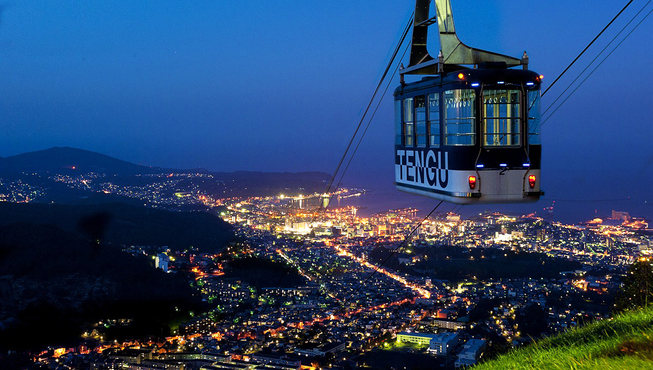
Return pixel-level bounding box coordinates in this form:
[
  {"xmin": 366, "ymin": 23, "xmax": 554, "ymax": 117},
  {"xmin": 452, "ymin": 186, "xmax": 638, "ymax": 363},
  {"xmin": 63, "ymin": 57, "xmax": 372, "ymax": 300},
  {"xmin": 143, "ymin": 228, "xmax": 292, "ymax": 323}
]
[{"xmin": 476, "ymin": 306, "xmax": 653, "ymax": 369}]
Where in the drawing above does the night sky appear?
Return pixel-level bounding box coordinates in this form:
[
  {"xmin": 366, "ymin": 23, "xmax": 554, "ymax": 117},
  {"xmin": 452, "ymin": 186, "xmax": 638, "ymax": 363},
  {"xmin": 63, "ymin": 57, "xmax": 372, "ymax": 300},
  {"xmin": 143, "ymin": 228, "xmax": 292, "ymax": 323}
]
[{"xmin": 0, "ymin": 1, "xmax": 651, "ymax": 221}]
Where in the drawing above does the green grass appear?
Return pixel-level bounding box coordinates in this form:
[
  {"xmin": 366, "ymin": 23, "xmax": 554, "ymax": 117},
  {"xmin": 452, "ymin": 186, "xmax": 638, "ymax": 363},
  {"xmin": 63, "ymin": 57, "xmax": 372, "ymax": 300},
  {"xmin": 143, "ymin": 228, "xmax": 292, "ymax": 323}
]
[
  {"xmin": 476, "ymin": 306, "xmax": 653, "ymax": 369},
  {"xmin": 382, "ymin": 339, "xmax": 428, "ymax": 352}
]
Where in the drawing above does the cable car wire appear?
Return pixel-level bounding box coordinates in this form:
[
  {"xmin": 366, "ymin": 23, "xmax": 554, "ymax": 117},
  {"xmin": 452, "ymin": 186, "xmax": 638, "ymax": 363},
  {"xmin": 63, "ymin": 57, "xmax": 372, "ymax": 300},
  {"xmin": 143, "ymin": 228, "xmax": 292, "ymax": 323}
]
[
  {"xmin": 542, "ymin": 0, "xmax": 651, "ymax": 119},
  {"xmin": 542, "ymin": 5, "xmax": 652, "ymax": 126},
  {"xmin": 542, "ymin": 0, "xmax": 635, "ymax": 97},
  {"xmin": 322, "ymin": 15, "xmax": 414, "ymax": 199},
  {"xmin": 345, "ymin": 200, "xmax": 444, "ymax": 303},
  {"xmin": 272, "ymin": 201, "xmax": 449, "ymax": 324},
  {"xmin": 303, "ymin": 14, "xmax": 414, "ymax": 228},
  {"xmin": 307, "ymin": 14, "xmax": 413, "ymax": 224},
  {"xmin": 335, "ymin": 41, "xmax": 411, "ymax": 191}
]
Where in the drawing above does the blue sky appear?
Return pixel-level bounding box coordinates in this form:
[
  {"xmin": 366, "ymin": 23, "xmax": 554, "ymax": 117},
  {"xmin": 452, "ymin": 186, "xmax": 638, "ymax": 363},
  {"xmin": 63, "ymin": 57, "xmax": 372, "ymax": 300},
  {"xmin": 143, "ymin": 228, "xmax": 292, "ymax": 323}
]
[{"xmin": 0, "ymin": 1, "xmax": 651, "ymax": 220}]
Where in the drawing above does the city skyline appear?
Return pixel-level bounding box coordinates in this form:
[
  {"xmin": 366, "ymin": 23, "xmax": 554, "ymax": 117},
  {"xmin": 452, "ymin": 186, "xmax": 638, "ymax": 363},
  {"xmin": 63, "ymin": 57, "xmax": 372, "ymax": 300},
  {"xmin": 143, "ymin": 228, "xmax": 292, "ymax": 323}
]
[{"xmin": 22, "ymin": 172, "xmax": 650, "ymax": 367}]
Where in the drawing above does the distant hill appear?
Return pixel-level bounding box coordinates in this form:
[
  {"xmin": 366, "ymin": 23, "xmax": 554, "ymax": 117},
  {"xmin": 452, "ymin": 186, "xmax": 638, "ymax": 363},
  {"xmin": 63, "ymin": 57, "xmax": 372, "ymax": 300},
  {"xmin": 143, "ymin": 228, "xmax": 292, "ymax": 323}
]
[
  {"xmin": 0, "ymin": 202, "xmax": 235, "ymax": 252},
  {"xmin": 476, "ymin": 306, "xmax": 653, "ymax": 369},
  {"xmin": 0, "ymin": 146, "xmax": 159, "ymax": 175},
  {"xmin": 0, "ymin": 147, "xmax": 330, "ymax": 197}
]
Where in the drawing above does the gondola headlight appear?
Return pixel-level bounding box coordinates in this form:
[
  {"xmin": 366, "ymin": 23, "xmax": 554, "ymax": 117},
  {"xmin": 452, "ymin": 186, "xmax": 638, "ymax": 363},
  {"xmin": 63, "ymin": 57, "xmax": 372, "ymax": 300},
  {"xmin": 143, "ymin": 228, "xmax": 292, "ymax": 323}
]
[
  {"xmin": 458, "ymin": 73, "xmax": 465, "ymax": 80},
  {"xmin": 528, "ymin": 175, "xmax": 536, "ymax": 189},
  {"xmin": 468, "ymin": 176, "xmax": 477, "ymax": 190}
]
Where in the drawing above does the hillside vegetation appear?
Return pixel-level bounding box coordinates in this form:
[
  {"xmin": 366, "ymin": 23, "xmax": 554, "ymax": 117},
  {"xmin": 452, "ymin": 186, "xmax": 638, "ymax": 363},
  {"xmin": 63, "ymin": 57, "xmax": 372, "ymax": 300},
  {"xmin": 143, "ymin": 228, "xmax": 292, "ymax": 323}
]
[
  {"xmin": 0, "ymin": 224, "xmax": 202, "ymax": 350},
  {"xmin": 476, "ymin": 306, "xmax": 653, "ymax": 369}
]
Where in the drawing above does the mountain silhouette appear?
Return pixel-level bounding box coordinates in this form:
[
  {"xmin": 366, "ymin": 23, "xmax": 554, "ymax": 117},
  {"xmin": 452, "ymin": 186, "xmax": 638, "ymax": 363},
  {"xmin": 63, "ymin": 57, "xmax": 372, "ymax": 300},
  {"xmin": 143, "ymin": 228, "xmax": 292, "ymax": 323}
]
[
  {"xmin": 0, "ymin": 146, "xmax": 160, "ymax": 175},
  {"xmin": 0, "ymin": 146, "xmax": 330, "ymax": 197}
]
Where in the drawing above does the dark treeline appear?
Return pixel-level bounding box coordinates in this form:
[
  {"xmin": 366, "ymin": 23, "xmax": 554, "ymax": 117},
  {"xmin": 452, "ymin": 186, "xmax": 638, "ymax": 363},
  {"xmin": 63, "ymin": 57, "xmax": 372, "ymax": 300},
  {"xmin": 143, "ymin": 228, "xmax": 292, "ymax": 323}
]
[
  {"xmin": 369, "ymin": 244, "xmax": 582, "ymax": 282},
  {"xmin": 0, "ymin": 223, "xmax": 202, "ymax": 351},
  {"xmin": 223, "ymin": 257, "xmax": 305, "ymax": 289},
  {"xmin": 0, "ymin": 202, "xmax": 234, "ymax": 252}
]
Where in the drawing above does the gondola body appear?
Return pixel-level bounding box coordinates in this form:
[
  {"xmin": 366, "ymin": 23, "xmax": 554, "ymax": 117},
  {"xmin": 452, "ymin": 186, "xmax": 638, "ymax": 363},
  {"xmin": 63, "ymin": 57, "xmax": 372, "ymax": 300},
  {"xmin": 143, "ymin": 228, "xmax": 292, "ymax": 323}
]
[{"xmin": 394, "ymin": 68, "xmax": 543, "ymax": 204}]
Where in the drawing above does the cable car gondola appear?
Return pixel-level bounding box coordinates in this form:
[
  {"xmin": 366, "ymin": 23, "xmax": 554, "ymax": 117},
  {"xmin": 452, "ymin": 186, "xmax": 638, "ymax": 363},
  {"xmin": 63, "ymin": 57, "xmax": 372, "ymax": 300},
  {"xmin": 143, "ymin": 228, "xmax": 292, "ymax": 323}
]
[{"xmin": 395, "ymin": 0, "xmax": 543, "ymax": 204}]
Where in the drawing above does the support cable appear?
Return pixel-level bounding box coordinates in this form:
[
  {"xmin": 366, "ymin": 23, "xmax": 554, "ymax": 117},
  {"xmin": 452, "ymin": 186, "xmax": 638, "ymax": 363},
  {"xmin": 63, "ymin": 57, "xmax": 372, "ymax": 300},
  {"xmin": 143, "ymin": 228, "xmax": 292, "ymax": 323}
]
[
  {"xmin": 335, "ymin": 41, "xmax": 411, "ymax": 191},
  {"xmin": 345, "ymin": 200, "xmax": 444, "ymax": 302},
  {"xmin": 542, "ymin": 0, "xmax": 635, "ymax": 97},
  {"xmin": 322, "ymin": 15, "xmax": 414, "ymax": 199},
  {"xmin": 542, "ymin": 0, "xmax": 651, "ymax": 119},
  {"xmin": 542, "ymin": 5, "xmax": 652, "ymax": 125}
]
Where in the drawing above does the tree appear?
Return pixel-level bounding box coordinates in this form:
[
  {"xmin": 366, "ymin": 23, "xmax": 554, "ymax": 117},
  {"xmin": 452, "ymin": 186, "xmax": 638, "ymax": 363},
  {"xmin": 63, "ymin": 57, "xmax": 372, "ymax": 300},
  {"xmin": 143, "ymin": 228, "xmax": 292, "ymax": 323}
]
[
  {"xmin": 517, "ymin": 303, "xmax": 548, "ymax": 338},
  {"xmin": 615, "ymin": 261, "xmax": 653, "ymax": 312}
]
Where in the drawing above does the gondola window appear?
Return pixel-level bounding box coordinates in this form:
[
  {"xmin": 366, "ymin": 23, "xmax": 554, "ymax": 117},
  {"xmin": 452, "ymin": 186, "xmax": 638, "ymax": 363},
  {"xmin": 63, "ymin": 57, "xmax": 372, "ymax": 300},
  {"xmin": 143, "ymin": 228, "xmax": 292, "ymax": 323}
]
[
  {"xmin": 428, "ymin": 93, "xmax": 440, "ymax": 147},
  {"xmin": 415, "ymin": 96, "xmax": 427, "ymax": 147},
  {"xmin": 483, "ymin": 90, "xmax": 521, "ymax": 146},
  {"xmin": 528, "ymin": 90, "xmax": 541, "ymax": 145},
  {"xmin": 444, "ymin": 90, "xmax": 476, "ymax": 146},
  {"xmin": 403, "ymin": 98, "xmax": 414, "ymax": 146}
]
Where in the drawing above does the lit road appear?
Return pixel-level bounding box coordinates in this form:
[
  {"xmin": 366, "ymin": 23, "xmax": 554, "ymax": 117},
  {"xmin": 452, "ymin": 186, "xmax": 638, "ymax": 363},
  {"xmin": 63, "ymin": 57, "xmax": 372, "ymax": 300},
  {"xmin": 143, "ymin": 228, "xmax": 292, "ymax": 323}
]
[{"xmin": 330, "ymin": 243, "xmax": 431, "ymax": 298}]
